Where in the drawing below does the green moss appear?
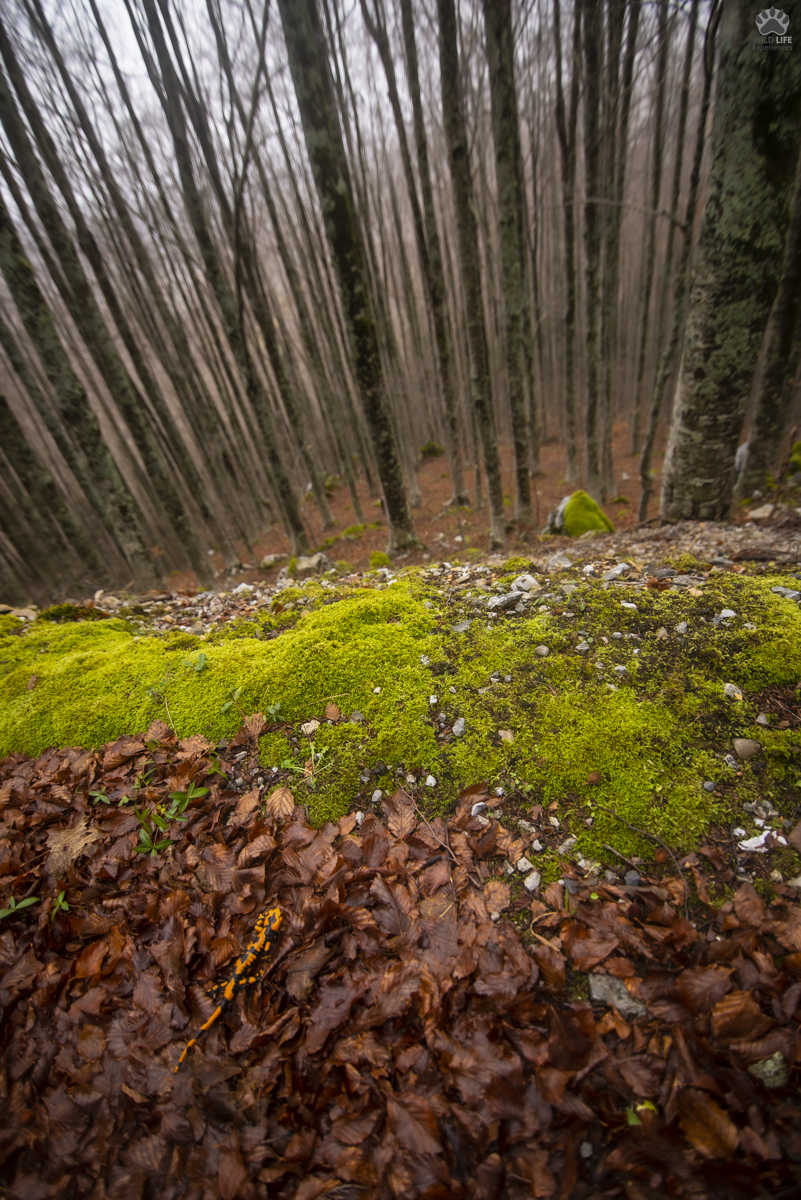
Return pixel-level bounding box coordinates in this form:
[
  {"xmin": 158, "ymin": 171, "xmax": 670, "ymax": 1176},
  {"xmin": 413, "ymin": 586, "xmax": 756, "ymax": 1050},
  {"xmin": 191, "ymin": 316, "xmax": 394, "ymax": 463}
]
[
  {"xmin": 342, "ymin": 524, "xmax": 366, "ymax": 538},
  {"xmin": 369, "ymin": 551, "xmax": 391, "ymax": 569},
  {"xmin": 563, "ymin": 491, "xmax": 614, "ymax": 537},
  {"xmin": 501, "ymin": 557, "xmax": 533, "ymax": 574},
  {"xmin": 2, "ymin": 566, "xmax": 800, "ymax": 849},
  {"xmin": 420, "ymin": 440, "xmax": 445, "ymax": 458}
]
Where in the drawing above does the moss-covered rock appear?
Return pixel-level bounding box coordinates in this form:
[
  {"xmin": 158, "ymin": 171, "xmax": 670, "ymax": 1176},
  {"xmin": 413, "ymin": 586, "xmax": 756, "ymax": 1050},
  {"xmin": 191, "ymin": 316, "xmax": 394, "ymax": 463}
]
[
  {"xmin": 563, "ymin": 490, "xmax": 614, "ymax": 537},
  {"xmin": 1, "ymin": 567, "xmax": 800, "ymax": 855}
]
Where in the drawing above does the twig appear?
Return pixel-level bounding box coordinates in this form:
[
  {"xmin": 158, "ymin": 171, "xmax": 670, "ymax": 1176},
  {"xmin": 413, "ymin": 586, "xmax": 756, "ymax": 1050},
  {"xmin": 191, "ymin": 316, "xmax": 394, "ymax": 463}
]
[
  {"xmin": 603, "ymin": 842, "xmax": 638, "ymax": 870},
  {"xmin": 597, "ymin": 806, "xmax": 690, "ymax": 920},
  {"xmin": 407, "ymin": 790, "xmax": 460, "ymax": 867}
]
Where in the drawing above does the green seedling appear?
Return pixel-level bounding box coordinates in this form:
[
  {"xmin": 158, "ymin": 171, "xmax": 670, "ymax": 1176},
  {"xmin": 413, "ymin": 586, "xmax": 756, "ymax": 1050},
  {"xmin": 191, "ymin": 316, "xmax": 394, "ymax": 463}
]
[
  {"xmin": 134, "ymin": 808, "xmax": 171, "ymax": 856},
  {"xmin": 0, "ymin": 895, "xmax": 39, "ymax": 920},
  {"xmin": 51, "ymin": 891, "xmax": 69, "ymax": 921},
  {"xmin": 183, "ymin": 652, "xmax": 208, "ymax": 674},
  {"xmin": 221, "ymin": 686, "xmax": 243, "ymax": 714},
  {"xmin": 90, "ymin": 790, "xmax": 110, "ymax": 805},
  {"xmin": 165, "ymin": 779, "xmax": 208, "ymax": 821}
]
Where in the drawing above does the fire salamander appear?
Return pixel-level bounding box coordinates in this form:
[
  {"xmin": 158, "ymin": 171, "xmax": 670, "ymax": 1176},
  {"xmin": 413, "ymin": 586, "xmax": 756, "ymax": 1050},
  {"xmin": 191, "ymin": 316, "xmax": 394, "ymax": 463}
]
[{"xmin": 175, "ymin": 906, "xmax": 282, "ymax": 1072}]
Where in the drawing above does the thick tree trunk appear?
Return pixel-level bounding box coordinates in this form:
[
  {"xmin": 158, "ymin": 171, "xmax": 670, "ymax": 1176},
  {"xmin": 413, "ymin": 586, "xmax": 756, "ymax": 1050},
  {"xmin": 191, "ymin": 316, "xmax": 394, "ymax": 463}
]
[
  {"xmin": 277, "ymin": 0, "xmax": 416, "ymax": 553},
  {"xmin": 436, "ymin": 0, "xmax": 505, "ymax": 550},
  {"xmin": 660, "ymin": 0, "xmax": 801, "ymax": 521},
  {"xmin": 482, "ymin": 0, "xmax": 533, "ymax": 525},
  {"xmin": 738, "ymin": 147, "xmax": 801, "ymax": 495}
]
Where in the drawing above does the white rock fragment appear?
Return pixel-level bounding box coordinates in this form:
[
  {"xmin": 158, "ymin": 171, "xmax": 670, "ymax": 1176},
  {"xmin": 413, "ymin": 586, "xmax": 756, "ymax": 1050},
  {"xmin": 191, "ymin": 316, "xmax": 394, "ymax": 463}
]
[
  {"xmin": 371, "ymin": 789, "xmax": 383, "ymax": 804},
  {"xmin": 429, "ymin": 695, "xmax": 438, "ymax": 706},
  {"xmin": 471, "ymin": 801, "xmax": 488, "ymax": 817},
  {"xmin": 529, "ymin": 839, "xmax": 544, "ymax": 852},
  {"xmin": 502, "ymin": 861, "xmax": 516, "ymax": 877},
  {"xmin": 499, "ymin": 729, "xmax": 514, "ymax": 742},
  {"xmin": 353, "ymin": 811, "xmax": 364, "ymax": 826},
  {"xmin": 733, "ymin": 738, "xmax": 760, "ymax": 760},
  {"xmin": 558, "ymin": 835, "xmax": 578, "ymax": 855},
  {"xmin": 490, "ymin": 910, "xmax": 501, "ymax": 922},
  {"xmin": 373, "ymin": 687, "xmax": 382, "ymax": 694},
  {"xmin": 516, "ymin": 857, "xmax": 535, "ymax": 874},
  {"xmin": 620, "ymin": 601, "xmax": 637, "ymax": 611},
  {"xmin": 475, "ymin": 814, "xmax": 491, "ymax": 827},
  {"xmin": 519, "ymin": 820, "xmax": 537, "ymax": 834},
  {"xmin": 425, "ymin": 775, "xmax": 437, "ymax": 788},
  {"xmin": 724, "ymin": 682, "xmax": 744, "ymax": 701},
  {"xmin": 511, "ymin": 574, "xmax": 538, "ymax": 592},
  {"xmin": 300, "ymin": 719, "xmax": 320, "ymax": 736},
  {"xmin": 523, "ymin": 871, "xmax": 541, "ymax": 893},
  {"xmin": 535, "ymin": 645, "xmax": 550, "ymax": 657},
  {"xmin": 720, "ymin": 609, "xmax": 737, "ymax": 619},
  {"xmin": 452, "ymin": 717, "xmax": 466, "ymax": 736}
]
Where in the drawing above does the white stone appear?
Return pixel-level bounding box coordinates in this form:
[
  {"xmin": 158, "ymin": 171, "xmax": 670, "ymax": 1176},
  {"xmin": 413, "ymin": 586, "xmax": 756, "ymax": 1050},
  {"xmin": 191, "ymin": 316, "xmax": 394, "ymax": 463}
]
[
  {"xmin": 429, "ymin": 695, "xmax": 438, "ymax": 705},
  {"xmin": 472, "ymin": 801, "xmax": 488, "ymax": 817},
  {"xmin": 720, "ymin": 609, "xmax": 737, "ymax": 619},
  {"xmin": 371, "ymin": 789, "xmax": 383, "ymax": 804},
  {"xmin": 353, "ymin": 811, "xmax": 364, "ymax": 826},
  {"xmin": 452, "ymin": 717, "xmax": 466, "ymax": 736},
  {"xmin": 373, "ymin": 687, "xmax": 382, "ymax": 694},
  {"xmin": 535, "ymin": 645, "xmax": 550, "ymax": 657},
  {"xmin": 558, "ymin": 835, "xmax": 577, "ymax": 855},
  {"xmin": 749, "ymin": 504, "xmax": 775, "ymax": 520},
  {"xmin": 724, "ymin": 683, "xmax": 744, "ymax": 701},
  {"xmin": 490, "ymin": 910, "xmax": 501, "ymax": 922},
  {"xmin": 425, "ymin": 775, "xmax": 436, "ymax": 788},
  {"xmin": 516, "ymin": 856, "xmax": 535, "ymax": 874},
  {"xmin": 511, "ymin": 574, "xmax": 537, "ymax": 592},
  {"xmin": 530, "ymin": 839, "xmax": 544, "ymax": 852},
  {"xmin": 620, "ymin": 601, "xmax": 637, "ymax": 610},
  {"xmin": 519, "ymin": 819, "xmax": 536, "ymax": 834},
  {"xmin": 523, "ymin": 871, "xmax": 541, "ymax": 893}
]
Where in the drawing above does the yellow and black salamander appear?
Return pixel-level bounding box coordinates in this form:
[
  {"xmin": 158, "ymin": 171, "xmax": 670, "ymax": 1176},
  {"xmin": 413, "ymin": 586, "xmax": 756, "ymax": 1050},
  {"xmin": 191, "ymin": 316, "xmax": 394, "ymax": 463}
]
[{"xmin": 175, "ymin": 906, "xmax": 282, "ymax": 1071}]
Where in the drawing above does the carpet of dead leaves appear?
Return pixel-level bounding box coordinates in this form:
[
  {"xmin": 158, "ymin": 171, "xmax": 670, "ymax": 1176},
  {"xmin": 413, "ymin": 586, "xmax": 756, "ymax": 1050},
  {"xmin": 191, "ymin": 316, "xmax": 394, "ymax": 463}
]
[{"xmin": 1, "ymin": 720, "xmax": 801, "ymax": 1200}]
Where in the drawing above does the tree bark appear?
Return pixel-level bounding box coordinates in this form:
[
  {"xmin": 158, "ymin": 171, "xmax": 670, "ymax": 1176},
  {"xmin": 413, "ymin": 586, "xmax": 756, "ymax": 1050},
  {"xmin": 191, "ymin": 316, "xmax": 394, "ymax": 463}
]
[
  {"xmin": 582, "ymin": 0, "xmax": 603, "ymax": 500},
  {"xmin": 738, "ymin": 146, "xmax": 801, "ymax": 495},
  {"xmin": 660, "ymin": 0, "xmax": 801, "ymax": 521},
  {"xmin": 630, "ymin": 0, "xmax": 670, "ymax": 456},
  {"xmin": 277, "ymin": 0, "xmax": 416, "ymax": 553},
  {"xmin": 554, "ymin": 0, "xmax": 581, "ymax": 483},
  {"xmin": 436, "ymin": 0, "xmax": 505, "ymax": 549},
  {"xmin": 482, "ymin": 0, "xmax": 533, "ymax": 524}
]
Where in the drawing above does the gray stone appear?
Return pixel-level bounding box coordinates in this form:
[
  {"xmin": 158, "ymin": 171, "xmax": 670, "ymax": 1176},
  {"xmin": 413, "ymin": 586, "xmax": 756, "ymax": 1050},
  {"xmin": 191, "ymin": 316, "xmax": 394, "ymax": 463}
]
[
  {"xmin": 371, "ymin": 789, "xmax": 382, "ymax": 803},
  {"xmin": 588, "ymin": 974, "xmax": 647, "ymax": 1019},
  {"xmin": 612, "ymin": 631, "xmax": 623, "ymax": 640},
  {"xmin": 747, "ymin": 1052, "xmax": 788, "ymax": 1089},
  {"xmin": 535, "ymin": 645, "xmax": 550, "ymax": 657},
  {"xmin": 624, "ymin": 870, "xmax": 640, "ymax": 886},
  {"xmin": 487, "ymin": 592, "xmax": 520, "ymax": 611},
  {"xmin": 293, "ymin": 552, "xmax": 332, "ymax": 578},
  {"xmin": 452, "ymin": 717, "xmax": 466, "ymax": 737},
  {"xmin": 561, "ymin": 583, "xmax": 578, "ymax": 595},
  {"xmin": 523, "ymin": 870, "xmax": 541, "ymax": 892},
  {"xmin": 557, "ymin": 835, "xmax": 577, "ymax": 855},
  {"xmin": 733, "ymin": 738, "xmax": 760, "ymax": 760},
  {"xmin": 259, "ymin": 553, "xmax": 286, "ymax": 569},
  {"xmin": 451, "ymin": 620, "xmax": 473, "ymax": 632},
  {"xmin": 771, "ymin": 586, "xmax": 801, "ymax": 601},
  {"xmin": 350, "ymin": 711, "xmax": 365, "ymax": 724},
  {"xmin": 613, "ymin": 665, "xmax": 628, "ymax": 676},
  {"xmin": 576, "ymin": 641, "xmax": 591, "ymax": 654},
  {"xmin": 756, "ymin": 713, "xmax": 770, "ymax": 727},
  {"xmin": 516, "ymin": 856, "xmax": 535, "ymax": 874},
  {"xmin": 720, "ymin": 609, "xmax": 737, "ymax": 619},
  {"xmin": 671, "ymin": 575, "xmax": 699, "ymax": 587},
  {"xmin": 511, "ymin": 574, "xmax": 538, "ymax": 592},
  {"xmin": 724, "ymin": 683, "xmax": 744, "ymax": 701},
  {"xmin": 530, "ymin": 839, "xmax": 544, "ymax": 852},
  {"xmin": 703, "ymin": 781, "xmax": 716, "ymax": 792},
  {"xmin": 674, "ymin": 621, "xmax": 688, "ymax": 634},
  {"xmin": 547, "ymin": 550, "xmax": 575, "ymax": 571},
  {"xmin": 601, "ymin": 563, "xmax": 629, "ymax": 581}
]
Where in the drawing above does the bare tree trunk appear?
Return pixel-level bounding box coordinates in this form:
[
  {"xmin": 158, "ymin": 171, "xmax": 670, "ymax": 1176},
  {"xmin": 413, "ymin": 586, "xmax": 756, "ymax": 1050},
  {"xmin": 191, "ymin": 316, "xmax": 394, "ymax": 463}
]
[
  {"xmin": 0, "ymin": 51, "xmax": 211, "ymax": 583},
  {"xmin": 630, "ymin": 0, "xmax": 670, "ymax": 456},
  {"xmin": 660, "ymin": 0, "xmax": 801, "ymax": 521},
  {"xmin": 582, "ymin": 0, "xmax": 603, "ymax": 500},
  {"xmin": 437, "ymin": 0, "xmax": 505, "ymax": 549},
  {"xmin": 482, "ymin": 0, "xmax": 533, "ymax": 525},
  {"xmin": 554, "ymin": 0, "xmax": 581, "ymax": 483},
  {"xmin": 638, "ymin": 0, "xmax": 700, "ymax": 519},
  {"xmin": 276, "ymin": 0, "xmax": 416, "ymax": 553}
]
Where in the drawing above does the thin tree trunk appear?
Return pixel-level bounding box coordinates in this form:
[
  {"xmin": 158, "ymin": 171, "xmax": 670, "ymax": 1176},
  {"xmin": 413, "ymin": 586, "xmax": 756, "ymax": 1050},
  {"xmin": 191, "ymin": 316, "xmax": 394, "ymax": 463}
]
[
  {"xmin": 482, "ymin": 0, "xmax": 533, "ymax": 525},
  {"xmin": 638, "ymin": 0, "xmax": 699, "ymax": 519},
  {"xmin": 276, "ymin": 0, "xmax": 416, "ymax": 553},
  {"xmin": 660, "ymin": 0, "xmax": 801, "ymax": 521},
  {"xmin": 437, "ymin": 0, "xmax": 505, "ymax": 549},
  {"xmin": 582, "ymin": 0, "xmax": 603, "ymax": 500},
  {"xmin": 554, "ymin": 0, "xmax": 581, "ymax": 483},
  {"xmin": 630, "ymin": 0, "xmax": 670, "ymax": 456}
]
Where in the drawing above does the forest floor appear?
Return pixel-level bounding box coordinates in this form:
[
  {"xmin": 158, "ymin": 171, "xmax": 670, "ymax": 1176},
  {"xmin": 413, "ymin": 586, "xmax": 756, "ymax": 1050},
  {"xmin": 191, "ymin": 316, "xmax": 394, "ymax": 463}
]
[{"xmin": 2, "ymin": 430, "xmax": 801, "ymax": 1197}]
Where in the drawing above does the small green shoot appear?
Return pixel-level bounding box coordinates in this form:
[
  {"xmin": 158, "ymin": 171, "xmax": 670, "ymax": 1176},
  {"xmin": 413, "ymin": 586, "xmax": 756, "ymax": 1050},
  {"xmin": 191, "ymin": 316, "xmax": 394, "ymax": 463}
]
[
  {"xmin": 183, "ymin": 651, "xmax": 208, "ymax": 674},
  {"xmin": 165, "ymin": 780, "xmax": 208, "ymax": 821},
  {"xmin": 51, "ymin": 891, "xmax": 69, "ymax": 921},
  {"xmin": 221, "ymin": 686, "xmax": 243, "ymax": 714},
  {"xmin": 134, "ymin": 808, "xmax": 171, "ymax": 857},
  {"xmin": 90, "ymin": 790, "xmax": 110, "ymax": 805},
  {"xmin": 0, "ymin": 895, "xmax": 39, "ymax": 920}
]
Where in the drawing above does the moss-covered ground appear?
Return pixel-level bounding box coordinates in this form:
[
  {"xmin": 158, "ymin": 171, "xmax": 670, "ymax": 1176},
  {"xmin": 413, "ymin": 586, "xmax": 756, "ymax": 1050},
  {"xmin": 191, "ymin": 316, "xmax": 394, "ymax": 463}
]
[{"xmin": 2, "ymin": 563, "xmax": 800, "ymax": 870}]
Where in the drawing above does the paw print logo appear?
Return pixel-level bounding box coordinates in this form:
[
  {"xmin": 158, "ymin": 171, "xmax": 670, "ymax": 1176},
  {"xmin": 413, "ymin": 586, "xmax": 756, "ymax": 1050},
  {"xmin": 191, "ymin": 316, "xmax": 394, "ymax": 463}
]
[{"xmin": 755, "ymin": 7, "xmax": 790, "ymax": 34}]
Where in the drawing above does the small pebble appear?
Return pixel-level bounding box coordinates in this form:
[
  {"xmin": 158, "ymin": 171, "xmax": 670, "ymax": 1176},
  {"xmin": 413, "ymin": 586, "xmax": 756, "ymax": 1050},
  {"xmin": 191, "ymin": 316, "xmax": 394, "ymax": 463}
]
[
  {"xmin": 519, "ymin": 819, "xmax": 536, "ymax": 834},
  {"xmin": 371, "ymin": 789, "xmax": 382, "ymax": 803},
  {"xmin": 429, "ymin": 695, "xmax": 438, "ymax": 705},
  {"xmin": 703, "ymin": 781, "xmax": 716, "ymax": 792},
  {"xmin": 373, "ymin": 687, "xmax": 382, "ymax": 694},
  {"xmin": 425, "ymin": 775, "xmax": 437, "ymax": 788},
  {"xmin": 674, "ymin": 621, "xmax": 688, "ymax": 634},
  {"xmin": 535, "ymin": 645, "xmax": 550, "ymax": 657},
  {"xmin": 624, "ymin": 870, "xmax": 640, "ymax": 886},
  {"xmin": 452, "ymin": 717, "xmax": 466, "ymax": 736},
  {"xmin": 516, "ymin": 857, "xmax": 535, "ymax": 874},
  {"xmin": 471, "ymin": 801, "xmax": 488, "ymax": 817},
  {"xmin": 576, "ymin": 641, "xmax": 590, "ymax": 654},
  {"xmin": 523, "ymin": 870, "xmax": 541, "ymax": 893},
  {"xmin": 580, "ymin": 1142, "xmax": 593, "ymax": 1160},
  {"xmin": 490, "ymin": 910, "xmax": 501, "ymax": 922},
  {"xmin": 612, "ymin": 631, "xmax": 622, "ymax": 640}
]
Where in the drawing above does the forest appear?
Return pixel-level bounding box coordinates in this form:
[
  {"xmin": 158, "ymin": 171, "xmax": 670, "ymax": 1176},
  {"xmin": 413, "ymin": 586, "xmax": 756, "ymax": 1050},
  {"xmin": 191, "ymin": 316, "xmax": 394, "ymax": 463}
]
[
  {"xmin": 0, "ymin": 0, "xmax": 798, "ymax": 602},
  {"xmin": 3, "ymin": 2, "xmax": 801, "ymax": 1197}
]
